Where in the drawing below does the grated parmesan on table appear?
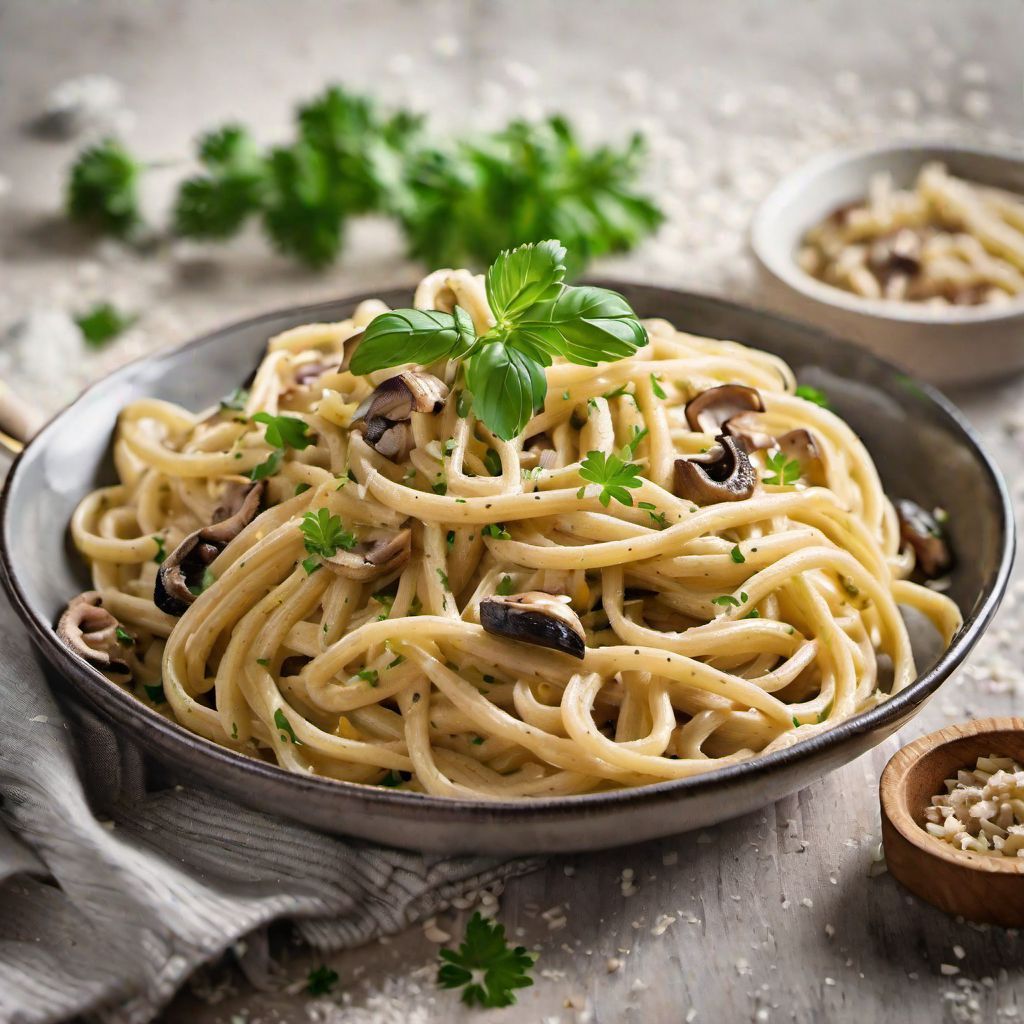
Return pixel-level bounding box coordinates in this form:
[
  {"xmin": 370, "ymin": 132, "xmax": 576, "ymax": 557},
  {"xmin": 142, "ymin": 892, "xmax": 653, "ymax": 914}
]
[{"xmin": 923, "ymin": 754, "xmax": 1024, "ymax": 857}]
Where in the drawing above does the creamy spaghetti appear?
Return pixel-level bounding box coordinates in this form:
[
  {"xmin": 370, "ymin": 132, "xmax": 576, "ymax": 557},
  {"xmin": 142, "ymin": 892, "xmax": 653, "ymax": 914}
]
[
  {"xmin": 798, "ymin": 162, "xmax": 1024, "ymax": 306},
  {"xmin": 59, "ymin": 268, "xmax": 962, "ymax": 800}
]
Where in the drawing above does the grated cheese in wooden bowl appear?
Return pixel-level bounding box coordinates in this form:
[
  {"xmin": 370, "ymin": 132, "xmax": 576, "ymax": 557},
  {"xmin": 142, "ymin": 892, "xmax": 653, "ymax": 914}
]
[{"xmin": 924, "ymin": 755, "xmax": 1024, "ymax": 857}]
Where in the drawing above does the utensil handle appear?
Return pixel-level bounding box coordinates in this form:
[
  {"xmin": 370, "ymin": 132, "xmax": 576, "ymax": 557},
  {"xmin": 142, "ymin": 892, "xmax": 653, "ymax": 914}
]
[{"xmin": 0, "ymin": 380, "xmax": 44, "ymax": 453}]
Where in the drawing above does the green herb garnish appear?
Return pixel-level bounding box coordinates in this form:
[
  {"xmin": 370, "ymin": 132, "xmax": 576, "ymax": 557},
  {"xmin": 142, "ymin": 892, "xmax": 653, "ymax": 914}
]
[
  {"xmin": 795, "ymin": 384, "xmax": 829, "ymax": 408},
  {"xmin": 114, "ymin": 625, "xmax": 135, "ymax": 645},
  {"xmin": 437, "ymin": 912, "xmax": 536, "ymax": 1009},
  {"xmin": 730, "ymin": 545, "xmax": 745, "ymax": 564},
  {"xmin": 357, "ymin": 668, "xmax": 379, "ymax": 686},
  {"xmin": 436, "ymin": 568, "xmax": 449, "ymax": 590},
  {"xmin": 483, "ymin": 523, "xmax": 511, "ymax": 540},
  {"xmin": 496, "ymin": 575, "xmax": 515, "ymax": 596},
  {"xmin": 763, "ymin": 450, "xmax": 801, "ymax": 487},
  {"xmin": 219, "ymin": 386, "xmax": 250, "ymax": 412},
  {"xmin": 350, "ymin": 241, "xmax": 646, "ymax": 440},
  {"xmin": 711, "ymin": 595, "xmax": 741, "ymax": 608},
  {"xmin": 299, "ymin": 508, "xmax": 356, "ymax": 574},
  {"xmin": 143, "ymin": 682, "xmax": 165, "ymax": 703},
  {"xmin": 252, "ymin": 412, "xmax": 314, "ymax": 450},
  {"xmin": 152, "ymin": 536, "xmax": 167, "ymax": 564},
  {"xmin": 650, "ymin": 373, "xmax": 667, "ymax": 400},
  {"xmin": 577, "ymin": 449, "xmax": 644, "ymax": 508},
  {"xmin": 274, "ymin": 708, "xmax": 299, "ymax": 744}
]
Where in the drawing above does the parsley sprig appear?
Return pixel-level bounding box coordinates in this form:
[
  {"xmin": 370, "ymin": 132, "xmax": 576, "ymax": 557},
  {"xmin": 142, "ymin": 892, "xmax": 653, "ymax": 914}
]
[
  {"xmin": 64, "ymin": 88, "xmax": 661, "ymax": 273},
  {"xmin": 66, "ymin": 137, "xmax": 144, "ymax": 236},
  {"xmin": 299, "ymin": 508, "xmax": 357, "ymax": 574},
  {"xmin": 249, "ymin": 412, "xmax": 314, "ymax": 481},
  {"xmin": 576, "ymin": 424, "xmax": 648, "ymax": 508},
  {"xmin": 763, "ymin": 450, "xmax": 801, "ymax": 487},
  {"xmin": 75, "ymin": 301, "xmax": 137, "ymax": 347},
  {"xmin": 351, "ymin": 240, "xmax": 647, "ymax": 440},
  {"xmin": 437, "ymin": 912, "xmax": 536, "ymax": 1009}
]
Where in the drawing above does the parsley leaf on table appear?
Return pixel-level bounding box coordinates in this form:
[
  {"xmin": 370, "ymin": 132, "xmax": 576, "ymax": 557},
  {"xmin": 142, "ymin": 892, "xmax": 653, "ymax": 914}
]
[
  {"xmin": 66, "ymin": 137, "xmax": 144, "ymax": 236},
  {"xmin": 762, "ymin": 450, "xmax": 802, "ymax": 487},
  {"xmin": 437, "ymin": 912, "xmax": 536, "ymax": 1009},
  {"xmin": 74, "ymin": 302, "xmax": 136, "ymax": 347},
  {"xmin": 305, "ymin": 964, "xmax": 339, "ymax": 996},
  {"xmin": 400, "ymin": 116, "xmax": 663, "ymax": 274},
  {"xmin": 261, "ymin": 142, "xmax": 346, "ymax": 269},
  {"xmin": 297, "ymin": 85, "xmax": 423, "ymax": 215},
  {"xmin": 173, "ymin": 125, "xmax": 267, "ymax": 239},
  {"xmin": 577, "ymin": 450, "xmax": 644, "ymax": 508}
]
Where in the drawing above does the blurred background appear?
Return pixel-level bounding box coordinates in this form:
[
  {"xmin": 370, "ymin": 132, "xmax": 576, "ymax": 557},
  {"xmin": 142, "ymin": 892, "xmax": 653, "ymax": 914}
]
[{"xmin": 2, "ymin": 0, "xmax": 1022, "ymax": 410}]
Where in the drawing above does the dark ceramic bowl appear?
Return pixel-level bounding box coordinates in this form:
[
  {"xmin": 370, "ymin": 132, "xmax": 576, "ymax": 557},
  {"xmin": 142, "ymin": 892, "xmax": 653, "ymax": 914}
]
[{"xmin": 0, "ymin": 285, "xmax": 1013, "ymax": 854}]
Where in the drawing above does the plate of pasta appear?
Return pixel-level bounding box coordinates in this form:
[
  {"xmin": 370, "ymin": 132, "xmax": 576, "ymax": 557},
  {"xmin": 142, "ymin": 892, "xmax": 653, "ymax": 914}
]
[{"xmin": 0, "ymin": 242, "xmax": 1012, "ymax": 853}]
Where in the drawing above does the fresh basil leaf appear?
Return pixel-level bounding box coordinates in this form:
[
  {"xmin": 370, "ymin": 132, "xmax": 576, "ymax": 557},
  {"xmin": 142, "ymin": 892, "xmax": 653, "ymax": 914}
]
[
  {"xmin": 350, "ymin": 308, "xmax": 475, "ymax": 374},
  {"xmin": 486, "ymin": 240, "xmax": 567, "ymax": 323},
  {"xmin": 522, "ymin": 285, "xmax": 647, "ymax": 365},
  {"xmin": 465, "ymin": 341, "xmax": 546, "ymax": 441}
]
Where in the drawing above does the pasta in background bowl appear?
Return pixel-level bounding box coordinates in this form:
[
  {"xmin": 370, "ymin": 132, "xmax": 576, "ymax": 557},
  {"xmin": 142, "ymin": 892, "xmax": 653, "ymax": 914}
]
[
  {"xmin": 0, "ymin": 279, "xmax": 1011, "ymax": 853},
  {"xmin": 752, "ymin": 143, "xmax": 1024, "ymax": 386}
]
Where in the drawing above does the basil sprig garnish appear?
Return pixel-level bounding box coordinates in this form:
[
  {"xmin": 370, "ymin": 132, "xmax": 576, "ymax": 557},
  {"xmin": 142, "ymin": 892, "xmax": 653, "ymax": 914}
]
[{"xmin": 349, "ymin": 240, "xmax": 648, "ymax": 440}]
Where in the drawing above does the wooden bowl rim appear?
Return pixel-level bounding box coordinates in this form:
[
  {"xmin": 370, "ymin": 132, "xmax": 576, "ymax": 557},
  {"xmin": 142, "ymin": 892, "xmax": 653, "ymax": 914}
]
[{"xmin": 880, "ymin": 716, "xmax": 1024, "ymax": 876}]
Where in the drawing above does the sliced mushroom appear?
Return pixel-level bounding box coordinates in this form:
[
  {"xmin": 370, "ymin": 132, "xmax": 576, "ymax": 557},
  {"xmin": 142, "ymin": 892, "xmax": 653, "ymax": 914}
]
[
  {"xmin": 351, "ymin": 371, "xmax": 448, "ymax": 461},
  {"xmin": 479, "ymin": 591, "xmax": 586, "ymax": 659},
  {"xmin": 325, "ymin": 529, "xmax": 412, "ymax": 581},
  {"xmin": 294, "ymin": 360, "xmax": 340, "ymax": 387},
  {"xmin": 777, "ymin": 429, "xmax": 826, "ymax": 486},
  {"xmin": 896, "ymin": 499, "xmax": 953, "ymax": 578},
  {"xmin": 723, "ymin": 411, "xmax": 776, "ymax": 452},
  {"xmin": 685, "ymin": 385, "xmax": 765, "ymax": 436},
  {"xmin": 673, "ymin": 435, "xmax": 756, "ymax": 505},
  {"xmin": 352, "ymin": 371, "xmax": 448, "ymax": 425},
  {"xmin": 57, "ymin": 591, "xmax": 133, "ymax": 677},
  {"xmin": 338, "ymin": 326, "xmax": 365, "ymax": 372},
  {"xmin": 155, "ymin": 481, "xmax": 265, "ymax": 616}
]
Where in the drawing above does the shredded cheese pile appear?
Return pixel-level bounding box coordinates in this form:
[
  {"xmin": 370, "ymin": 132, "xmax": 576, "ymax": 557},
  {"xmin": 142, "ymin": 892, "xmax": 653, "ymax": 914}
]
[{"xmin": 924, "ymin": 754, "xmax": 1024, "ymax": 857}]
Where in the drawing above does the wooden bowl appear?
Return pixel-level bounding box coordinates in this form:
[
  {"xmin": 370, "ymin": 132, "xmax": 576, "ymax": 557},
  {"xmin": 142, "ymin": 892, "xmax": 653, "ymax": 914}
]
[{"xmin": 880, "ymin": 717, "xmax": 1024, "ymax": 926}]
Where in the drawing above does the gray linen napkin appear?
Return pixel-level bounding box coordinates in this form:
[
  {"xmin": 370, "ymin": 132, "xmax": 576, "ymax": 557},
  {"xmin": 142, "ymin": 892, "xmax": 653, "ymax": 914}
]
[{"xmin": 0, "ymin": 592, "xmax": 538, "ymax": 1024}]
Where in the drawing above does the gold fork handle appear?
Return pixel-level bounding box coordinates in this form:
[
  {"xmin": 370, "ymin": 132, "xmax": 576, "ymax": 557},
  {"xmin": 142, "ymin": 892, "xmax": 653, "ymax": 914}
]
[{"xmin": 0, "ymin": 380, "xmax": 44, "ymax": 454}]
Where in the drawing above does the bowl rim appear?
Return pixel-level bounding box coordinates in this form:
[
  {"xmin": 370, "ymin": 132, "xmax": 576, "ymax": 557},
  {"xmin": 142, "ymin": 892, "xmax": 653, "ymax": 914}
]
[
  {"xmin": 751, "ymin": 139, "xmax": 1024, "ymax": 325},
  {"xmin": 880, "ymin": 716, "xmax": 1024, "ymax": 876},
  {"xmin": 0, "ymin": 283, "xmax": 1015, "ymax": 824}
]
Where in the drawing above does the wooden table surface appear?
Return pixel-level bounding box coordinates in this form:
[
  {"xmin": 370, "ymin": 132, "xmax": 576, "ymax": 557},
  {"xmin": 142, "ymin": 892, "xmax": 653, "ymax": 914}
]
[{"xmin": 2, "ymin": 2, "xmax": 1023, "ymax": 1021}]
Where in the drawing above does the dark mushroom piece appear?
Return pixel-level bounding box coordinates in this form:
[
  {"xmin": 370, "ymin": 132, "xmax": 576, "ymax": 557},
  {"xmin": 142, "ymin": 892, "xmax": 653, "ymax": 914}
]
[
  {"xmin": 325, "ymin": 528, "xmax": 412, "ymax": 581},
  {"xmin": 777, "ymin": 429, "xmax": 826, "ymax": 486},
  {"xmin": 155, "ymin": 481, "xmax": 265, "ymax": 616},
  {"xmin": 57, "ymin": 591, "xmax": 134, "ymax": 677},
  {"xmin": 896, "ymin": 499, "xmax": 953, "ymax": 578},
  {"xmin": 673, "ymin": 435, "xmax": 756, "ymax": 505},
  {"xmin": 351, "ymin": 371, "xmax": 449, "ymax": 461},
  {"xmin": 479, "ymin": 591, "xmax": 586, "ymax": 659}
]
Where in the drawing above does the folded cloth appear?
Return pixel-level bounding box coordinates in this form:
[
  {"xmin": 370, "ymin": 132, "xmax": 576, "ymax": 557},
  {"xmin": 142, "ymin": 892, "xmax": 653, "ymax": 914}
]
[{"xmin": 0, "ymin": 592, "xmax": 538, "ymax": 1024}]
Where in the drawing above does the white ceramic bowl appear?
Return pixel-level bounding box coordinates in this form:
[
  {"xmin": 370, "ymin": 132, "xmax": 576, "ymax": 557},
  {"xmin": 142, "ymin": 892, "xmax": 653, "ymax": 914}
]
[{"xmin": 751, "ymin": 143, "xmax": 1024, "ymax": 388}]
